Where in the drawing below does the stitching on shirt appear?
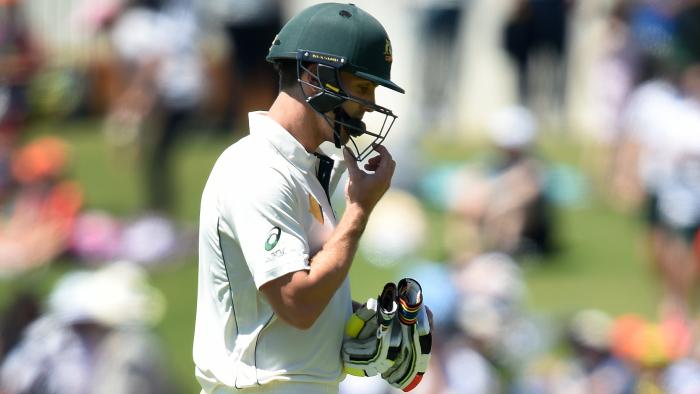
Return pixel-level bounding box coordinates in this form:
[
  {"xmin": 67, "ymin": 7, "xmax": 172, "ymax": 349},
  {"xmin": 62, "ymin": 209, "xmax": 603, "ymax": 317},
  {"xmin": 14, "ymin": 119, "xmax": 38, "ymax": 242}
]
[
  {"xmin": 254, "ymin": 312, "xmax": 276, "ymax": 385},
  {"xmin": 217, "ymin": 217, "xmax": 239, "ymax": 335}
]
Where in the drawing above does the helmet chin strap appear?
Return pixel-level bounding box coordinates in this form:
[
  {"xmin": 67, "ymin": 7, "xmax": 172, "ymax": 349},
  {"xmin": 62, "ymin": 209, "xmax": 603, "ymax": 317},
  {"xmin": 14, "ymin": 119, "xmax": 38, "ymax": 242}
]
[{"xmin": 332, "ymin": 107, "xmax": 366, "ymax": 149}]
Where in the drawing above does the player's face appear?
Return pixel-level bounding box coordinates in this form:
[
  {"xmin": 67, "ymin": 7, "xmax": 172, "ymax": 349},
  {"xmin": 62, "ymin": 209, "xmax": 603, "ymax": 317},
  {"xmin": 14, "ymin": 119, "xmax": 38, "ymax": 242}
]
[
  {"xmin": 328, "ymin": 72, "xmax": 377, "ymax": 144},
  {"xmin": 299, "ymin": 65, "xmax": 378, "ymax": 146},
  {"xmin": 339, "ymin": 72, "xmax": 377, "ymax": 117}
]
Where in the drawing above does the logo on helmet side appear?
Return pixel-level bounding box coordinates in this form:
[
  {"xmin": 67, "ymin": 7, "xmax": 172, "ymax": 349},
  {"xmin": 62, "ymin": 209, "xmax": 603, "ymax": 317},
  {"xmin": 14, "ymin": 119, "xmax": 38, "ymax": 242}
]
[{"xmin": 384, "ymin": 39, "xmax": 393, "ymax": 63}]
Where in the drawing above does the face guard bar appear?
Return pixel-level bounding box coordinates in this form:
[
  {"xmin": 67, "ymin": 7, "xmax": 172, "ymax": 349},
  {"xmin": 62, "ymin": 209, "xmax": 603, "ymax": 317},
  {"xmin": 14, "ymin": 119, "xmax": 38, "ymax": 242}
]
[{"xmin": 296, "ymin": 50, "xmax": 398, "ymax": 161}]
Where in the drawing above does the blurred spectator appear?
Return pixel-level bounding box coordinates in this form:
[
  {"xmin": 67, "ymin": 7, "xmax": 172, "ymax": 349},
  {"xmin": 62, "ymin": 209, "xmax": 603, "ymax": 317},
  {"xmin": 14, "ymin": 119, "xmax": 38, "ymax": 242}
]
[
  {"xmin": 105, "ymin": 0, "xmax": 204, "ymax": 214},
  {"xmin": 445, "ymin": 106, "xmax": 555, "ymax": 259},
  {"xmin": 0, "ymin": 292, "xmax": 40, "ymax": 362},
  {"xmin": 614, "ymin": 53, "xmax": 700, "ymax": 317},
  {"xmin": 201, "ymin": 0, "xmax": 281, "ymax": 131},
  {"xmin": 564, "ymin": 310, "xmax": 636, "ymax": 394},
  {"xmin": 674, "ymin": 2, "xmax": 700, "ymax": 68},
  {"xmin": 0, "ymin": 137, "xmax": 83, "ymax": 275},
  {"xmin": 68, "ymin": 209, "xmax": 196, "ymax": 267},
  {"xmin": 223, "ymin": 0, "xmax": 281, "ymax": 130},
  {"xmin": 503, "ymin": 0, "xmax": 571, "ymax": 114},
  {"xmin": 449, "ymin": 252, "xmax": 547, "ymax": 392},
  {"xmin": 520, "ymin": 309, "xmax": 636, "ymax": 394},
  {"xmin": 411, "ymin": 0, "xmax": 469, "ymax": 134},
  {"xmin": 662, "ymin": 357, "xmax": 700, "ymax": 394},
  {"xmin": 610, "ymin": 314, "xmax": 692, "ymax": 393},
  {"xmin": 576, "ymin": 0, "xmax": 637, "ymax": 195},
  {"xmin": 628, "ymin": 0, "xmax": 677, "ymax": 61},
  {"xmin": 602, "ymin": 3, "xmax": 700, "ymax": 318},
  {"xmin": 0, "ymin": 0, "xmax": 42, "ymax": 145},
  {"xmin": 0, "ymin": 262, "xmax": 174, "ymax": 394}
]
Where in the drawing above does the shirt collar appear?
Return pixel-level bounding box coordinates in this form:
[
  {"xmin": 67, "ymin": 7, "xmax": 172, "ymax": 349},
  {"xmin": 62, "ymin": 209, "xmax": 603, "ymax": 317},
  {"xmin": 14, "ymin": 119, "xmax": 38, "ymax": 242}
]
[{"xmin": 248, "ymin": 111, "xmax": 317, "ymax": 174}]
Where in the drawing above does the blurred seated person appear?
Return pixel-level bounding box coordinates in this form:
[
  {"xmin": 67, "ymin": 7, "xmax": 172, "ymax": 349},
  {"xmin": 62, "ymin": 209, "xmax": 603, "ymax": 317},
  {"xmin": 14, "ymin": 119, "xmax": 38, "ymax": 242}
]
[
  {"xmin": 0, "ymin": 292, "xmax": 40, "ymax": 363},
  {"xmin": 0, "ymin": 137, "xmax": 82, "ymax": 275},
  {"xmin": 0, "ymin": 262, "xmax": 174, "ymax": 394},
  {"xmin": 610, "ymin": 314, "xmax": 692, "ymax": 394},
  {"xmin": 450, "ymin": 253, "xmax": 540, "ymax": 393},
  {"xmin": 447, "ymin": 106, "xmax": 554, "ymax": 258},
  {"xmin": 564, "ymin": 310, "xmax": 636, "ymax": 394},
  {"xmin": 518, "ymin": 309, "xmax": 636, "ymax": 394}
]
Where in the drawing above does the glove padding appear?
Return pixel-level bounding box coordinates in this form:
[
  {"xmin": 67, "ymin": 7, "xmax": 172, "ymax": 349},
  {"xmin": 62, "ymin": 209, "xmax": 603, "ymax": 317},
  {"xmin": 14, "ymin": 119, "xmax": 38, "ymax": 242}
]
[
  {"xmin": 342, "ymin": 283, "xmax": 400, "ymax": 377},
  {"xmin": 381, "ymin": 278, "xmax": 432, "ymax": 392}
]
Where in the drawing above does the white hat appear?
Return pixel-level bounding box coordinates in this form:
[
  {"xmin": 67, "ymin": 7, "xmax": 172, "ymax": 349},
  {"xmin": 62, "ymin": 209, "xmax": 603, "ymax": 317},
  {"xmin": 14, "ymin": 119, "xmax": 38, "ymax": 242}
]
[
  {"xmin": 360, "ymin": 190, "xmax": 428, "ymax": 267},
  {"xmin": 48, "ymin": 261, "xmax": 165, "ymax": 327},
  {"xmin": 568, "ymin": 309, "xmax": 613, "ymax": 351},
  {"xmin": 488, "ymin": 105, "xmax": 537, "ymax": 150},
  {"xmin": 455, "ymin": 252, "xmax": 525, "ymax": 303}
]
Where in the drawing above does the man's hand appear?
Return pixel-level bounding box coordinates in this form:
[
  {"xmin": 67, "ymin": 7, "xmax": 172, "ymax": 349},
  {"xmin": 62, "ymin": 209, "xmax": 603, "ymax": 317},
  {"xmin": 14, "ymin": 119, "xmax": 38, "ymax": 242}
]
[
  {"xmin": 343, "ymin": 145, "xmax": 395, "ymax": 215},
  {"xmin": 342, "ymin": 296, "xmax": 400, "ymax": 377}
]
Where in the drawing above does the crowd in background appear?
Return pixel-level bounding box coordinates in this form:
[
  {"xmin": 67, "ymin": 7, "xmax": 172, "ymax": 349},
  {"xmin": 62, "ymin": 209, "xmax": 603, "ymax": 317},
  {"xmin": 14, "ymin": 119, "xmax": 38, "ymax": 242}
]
[{"xmin": 2, "ymin": 0, "xmax": 700, "ymax": 393}]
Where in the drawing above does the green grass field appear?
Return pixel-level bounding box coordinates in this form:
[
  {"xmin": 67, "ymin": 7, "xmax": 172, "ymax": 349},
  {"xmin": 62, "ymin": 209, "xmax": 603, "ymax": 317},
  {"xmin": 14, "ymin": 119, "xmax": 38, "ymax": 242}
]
[{"xmin": 0, "ymin": 119, "xmax": 659, "ymax": 392}]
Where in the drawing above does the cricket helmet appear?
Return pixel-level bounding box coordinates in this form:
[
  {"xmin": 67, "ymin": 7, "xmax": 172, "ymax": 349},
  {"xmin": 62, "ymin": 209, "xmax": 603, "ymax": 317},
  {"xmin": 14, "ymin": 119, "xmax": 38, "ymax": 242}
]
[{"xmin": 267, "ymin": 2, "xmax": 404, "ymax": 160}]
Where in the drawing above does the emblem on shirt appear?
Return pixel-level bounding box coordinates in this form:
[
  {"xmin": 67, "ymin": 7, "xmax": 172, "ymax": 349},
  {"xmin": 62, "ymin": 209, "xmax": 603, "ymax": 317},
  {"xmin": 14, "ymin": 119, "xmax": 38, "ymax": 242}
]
[
  {"xmin": 309, "ymin": 194, "xmax": 324, "ymax": 225},
  {"xmin": 265, "ymin": 226, "xmax": 281, "ymax": 251}
]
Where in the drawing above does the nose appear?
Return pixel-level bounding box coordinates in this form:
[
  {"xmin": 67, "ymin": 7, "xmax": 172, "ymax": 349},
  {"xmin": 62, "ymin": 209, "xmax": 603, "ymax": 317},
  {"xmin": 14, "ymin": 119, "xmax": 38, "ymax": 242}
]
[{"xmin": 361, "ymin": 87, "xmax": 376, "ymax": 107}]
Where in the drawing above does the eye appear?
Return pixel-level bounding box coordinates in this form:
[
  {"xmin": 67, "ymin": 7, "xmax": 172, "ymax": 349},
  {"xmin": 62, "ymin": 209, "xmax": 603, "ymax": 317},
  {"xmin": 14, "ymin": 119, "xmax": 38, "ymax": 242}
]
[{"xmin": 356, "ymin": 85, "xmax": 373, "ymax": 96}]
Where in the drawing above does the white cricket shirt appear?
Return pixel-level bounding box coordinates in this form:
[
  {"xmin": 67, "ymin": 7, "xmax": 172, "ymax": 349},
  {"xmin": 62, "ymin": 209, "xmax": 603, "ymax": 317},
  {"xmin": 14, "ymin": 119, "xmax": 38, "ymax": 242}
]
[{"xmin": 194, "ymin": 112, "xmax": 352, "ymax": 394}]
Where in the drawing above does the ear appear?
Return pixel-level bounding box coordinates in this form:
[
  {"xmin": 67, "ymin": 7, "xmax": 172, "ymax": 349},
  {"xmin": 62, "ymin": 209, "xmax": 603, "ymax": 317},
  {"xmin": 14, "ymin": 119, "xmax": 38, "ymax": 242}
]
[
  {"xmin": 300, "ymin": 63, "xmax": 318, "ymax": 83},
  {"xmin": 299, "ymin": 63, "xmax": 322, "ymax": 97}
]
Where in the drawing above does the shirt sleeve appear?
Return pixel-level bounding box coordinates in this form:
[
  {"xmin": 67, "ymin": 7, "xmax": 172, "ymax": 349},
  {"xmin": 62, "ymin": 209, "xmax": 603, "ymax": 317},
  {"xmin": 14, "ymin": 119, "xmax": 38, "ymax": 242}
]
[{"xmin": 223, "ymin": 166, "xmax": 310, "ymax": 289}]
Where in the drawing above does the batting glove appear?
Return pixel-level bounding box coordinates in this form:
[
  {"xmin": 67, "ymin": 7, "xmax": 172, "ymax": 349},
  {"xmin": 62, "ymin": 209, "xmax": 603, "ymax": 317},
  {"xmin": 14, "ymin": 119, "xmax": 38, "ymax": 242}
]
[
  {"xmin": 342, "ymin": 282, "xmax": 400, "ymax": 377},
  {"xmin": 381, "ymin": 278, "xmax": 432, "ymax": 392}
]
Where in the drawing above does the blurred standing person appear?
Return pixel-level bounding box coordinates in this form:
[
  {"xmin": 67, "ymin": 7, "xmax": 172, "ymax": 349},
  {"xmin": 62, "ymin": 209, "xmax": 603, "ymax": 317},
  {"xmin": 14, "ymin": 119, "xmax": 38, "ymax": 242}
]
[
  {"xmin": 0, "ymin": 0, "xmax": 41, "ymax": 145},
  {"xmin": 503, "ymin": 0, "xmax": 571, "ymax": 124},
  {"xmin": 220, "ymin": 0, "xmax": 282, "ymax": 132},
  {"xmin": 412, "ymin": 0, "xmax": 468, "ymax": 134},
  {"xmin": 613, "ymin": 0, "xmax": 700, "ymax": 317},
  {"xmin": 581, "ymin": 1, "xmax": 637, "ymax": 199},
  {"xmin": 395, "ymin": 0, "xmax": 469, "ymax": 190},
  {"xmin": 108, "ymin": 0, "xmax": 204, "ymax": 214},
  {"xmin": 616, "ymin": 54, "xmax": 700, "ymax": 318},
  {"xmin": 193, "ymin": 3, "xmax": 406, "ymax": 393}
]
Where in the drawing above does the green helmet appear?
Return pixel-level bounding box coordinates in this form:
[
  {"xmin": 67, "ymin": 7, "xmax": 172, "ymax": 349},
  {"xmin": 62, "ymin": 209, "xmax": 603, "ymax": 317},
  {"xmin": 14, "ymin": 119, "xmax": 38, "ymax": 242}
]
[
  {"xmin": 267, "ymin": 3, "xmax": 404, "ymax": 94},
  {"xmin": 267, "ymin": 3, "xmax": 404, "ymax": 160}
]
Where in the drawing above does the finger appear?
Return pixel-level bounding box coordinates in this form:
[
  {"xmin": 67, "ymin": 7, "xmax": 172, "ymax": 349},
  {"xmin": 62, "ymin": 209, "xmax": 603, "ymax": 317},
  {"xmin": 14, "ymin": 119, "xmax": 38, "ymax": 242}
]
[
  {"xmin": 375, "ymin": 153, "xmax": 396, "ymax": 176},
  {"xmin": 364, "ymin": 163, "xmax": 379, "ymax": 172},
  {"xmin": 371, "ymin": 144, "xmax": 393, "ymax": 160},
  {"xmin": 343, "ymin": 148, "xmax": 361, "ymax": 176},
  {"xmin": 367, "ymin": 155, "xmax": 382, "ymax": 166},
  {"xmin": 378, "ymin": 160, "xmax": 395, "ymax": 180}
]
